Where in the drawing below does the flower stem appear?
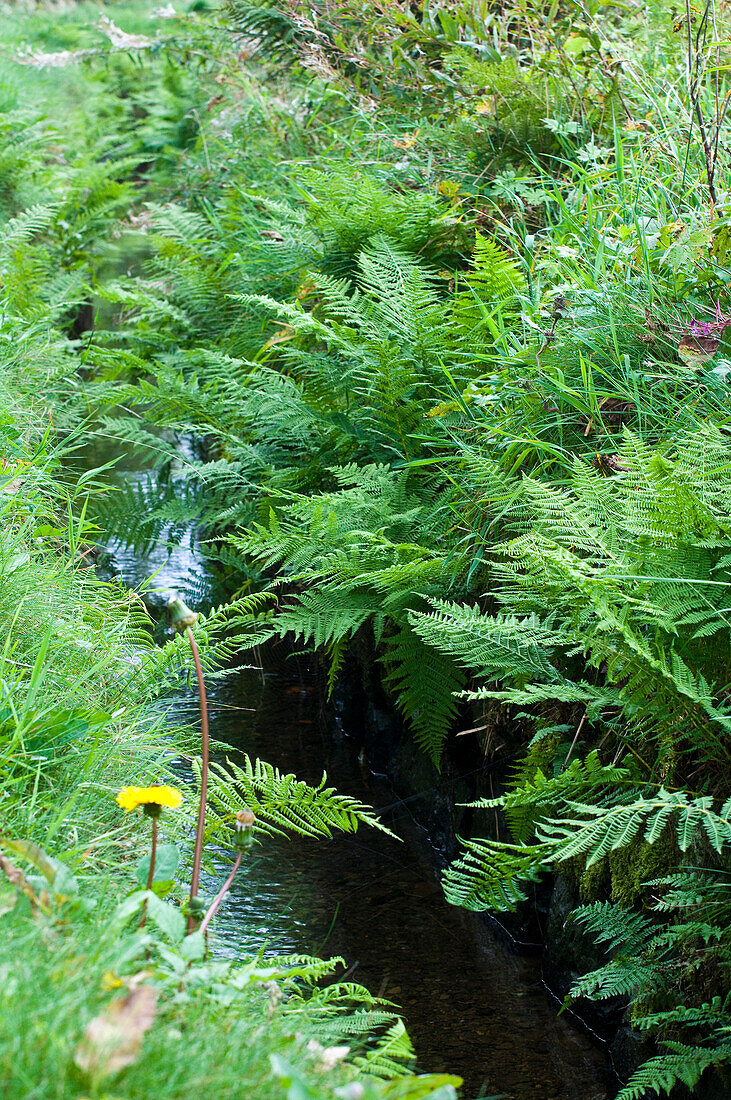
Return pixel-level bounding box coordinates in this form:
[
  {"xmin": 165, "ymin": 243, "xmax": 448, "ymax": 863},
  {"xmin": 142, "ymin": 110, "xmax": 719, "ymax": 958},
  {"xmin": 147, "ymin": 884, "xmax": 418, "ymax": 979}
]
[
  {"xmin": 186, "ymin": 625, "xmax": 209, "ymax": 933},
  {"xmin": 146, "ymin": 817, "xmax": 158, "ymax": 890},
  {"xmin": 198, "ymin": 853, "xmax": 242, "ymax": 936},
  {"xmin": 139, "ymin": 816, "xmax": 158, "ymax": 930}
]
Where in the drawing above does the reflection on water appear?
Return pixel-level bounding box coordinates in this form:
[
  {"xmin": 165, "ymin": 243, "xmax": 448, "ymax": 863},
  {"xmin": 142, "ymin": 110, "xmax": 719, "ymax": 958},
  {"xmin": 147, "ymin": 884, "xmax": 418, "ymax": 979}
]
[
  {"xmin": 206, "ymin": 664, "xmax": 609, "ymax": 1100},
  {"xmin": 86, "ymin": 439, "xmax": 610, "ymax": 1100}
]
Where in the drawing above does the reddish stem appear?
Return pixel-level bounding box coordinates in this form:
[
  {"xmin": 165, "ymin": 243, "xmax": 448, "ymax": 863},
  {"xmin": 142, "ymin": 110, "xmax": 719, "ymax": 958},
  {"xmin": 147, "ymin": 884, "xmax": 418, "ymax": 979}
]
[
  {"xmin": 139, "ymin": 815, "xmax": 158, "ymax": 930},
  {"xmin": 186, "ymin": 625, "xmax": 210, "ymax": 933},
  {"xmin": 198, "ymin": 853, "xmax": 242, "ymax": 935}
]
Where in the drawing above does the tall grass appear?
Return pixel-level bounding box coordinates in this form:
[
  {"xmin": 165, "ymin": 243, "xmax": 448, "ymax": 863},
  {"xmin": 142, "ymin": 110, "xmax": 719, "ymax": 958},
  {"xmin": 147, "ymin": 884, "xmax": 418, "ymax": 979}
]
[
  {"xmin": 65, "ymin": 1, "xmax": 731, "ymax": 1095},
  {"xmin": 0, "ymin": 10, "xmax": 460, "ymax": 1098}
]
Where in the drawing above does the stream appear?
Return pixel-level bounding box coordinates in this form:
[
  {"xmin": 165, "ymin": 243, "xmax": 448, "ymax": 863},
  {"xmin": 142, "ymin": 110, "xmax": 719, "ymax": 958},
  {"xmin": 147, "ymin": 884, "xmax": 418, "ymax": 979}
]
[{"xmin": 85, "ymin": 437, "xmax": 611, "ymax": 1100}]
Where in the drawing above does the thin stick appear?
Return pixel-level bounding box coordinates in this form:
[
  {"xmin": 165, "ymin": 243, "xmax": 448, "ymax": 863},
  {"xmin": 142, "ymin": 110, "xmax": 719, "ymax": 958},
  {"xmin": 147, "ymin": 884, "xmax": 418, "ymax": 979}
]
[
  {"xmin": 139, "ymin": 816, "xmax": 158, "ymax": 930},
  {"xmin": 199, "ymin": 854, "xmax": 242, "ymax": 935},
  {"xmin": 562, "ymin": 711, "xmax": 588, "ymax": 771},
  {"xmin": 186, "ymin": 625, "xmax": 210, "ymax": 933},
  {"xmin": 686, "ymin": 0, "xmax": 719, "ymax": 206}
]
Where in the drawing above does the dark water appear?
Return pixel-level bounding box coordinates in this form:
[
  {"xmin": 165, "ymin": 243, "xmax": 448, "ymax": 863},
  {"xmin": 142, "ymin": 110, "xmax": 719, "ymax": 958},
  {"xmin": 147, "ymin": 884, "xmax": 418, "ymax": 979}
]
[{"xmin": 86, "ymin": 439, "xmax": 610, "ymax": 1100}]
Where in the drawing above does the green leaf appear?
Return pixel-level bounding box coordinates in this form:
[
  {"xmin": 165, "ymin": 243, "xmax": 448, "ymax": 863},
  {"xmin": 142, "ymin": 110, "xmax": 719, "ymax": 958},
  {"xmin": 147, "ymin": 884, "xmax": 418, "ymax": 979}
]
[
  {"xmin": 180, "ymin": 932, "xmax": 206, "ymax": 960},
  {"xmin": 150, "ymin": 880, "xmax": 175, "ymax": 898},
  {"xmin": 145, "ymin": 892, "xmax": 186, "ymax": 943},
  {"xmin": 135, "ymin": 843, "xmax": 179, "ymax": 887},
  {"xmin": 50, "ymin": 859, "xmax": 79, "ymax": 897},
  {"xmin": 564, "ymin": 35, "xmax": 592, "ymax": 56},
  {"xmin": 0, "ymin": 837, "xmax": 57, "ymax": 882}
]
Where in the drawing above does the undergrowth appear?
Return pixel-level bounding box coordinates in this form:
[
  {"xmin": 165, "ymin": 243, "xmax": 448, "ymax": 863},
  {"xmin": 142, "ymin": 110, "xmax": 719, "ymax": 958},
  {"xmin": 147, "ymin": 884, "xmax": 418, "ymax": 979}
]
[
  {"xmin": 0, "ymin": 6, "xmax": 458, "ymax": 1099},
  {"xmin": 5, "ymin": 0, "xmax": 731, "ymax": 1096}
]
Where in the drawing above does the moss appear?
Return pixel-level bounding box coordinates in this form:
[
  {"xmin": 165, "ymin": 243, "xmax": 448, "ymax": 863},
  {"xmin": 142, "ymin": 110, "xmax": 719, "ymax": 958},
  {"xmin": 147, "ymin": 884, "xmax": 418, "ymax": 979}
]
[
  {"xmin": 578, "ymin": 855, "xmax": 612, "ymax": 903},
  {"xmin": 557, "ymin": 832, "xmax": 678, "ymax": 908},
  {"xmin": 608, "ymin": 833, "xmax": 680, "ymax": 907},
  {"xmin": 521, "ymin": 731, "xmax": 562, "ymax": 774},
  {"xmin": 554, "ymin": 851, "xmax": 611, "ymax": 902}
]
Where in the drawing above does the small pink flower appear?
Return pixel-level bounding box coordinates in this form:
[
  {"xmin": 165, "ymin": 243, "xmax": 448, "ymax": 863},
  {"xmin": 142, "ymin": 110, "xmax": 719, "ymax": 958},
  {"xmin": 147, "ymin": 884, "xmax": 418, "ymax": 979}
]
[{"xmin": 688, "ymin": 301, "xmax": 731, "ymax": 337}]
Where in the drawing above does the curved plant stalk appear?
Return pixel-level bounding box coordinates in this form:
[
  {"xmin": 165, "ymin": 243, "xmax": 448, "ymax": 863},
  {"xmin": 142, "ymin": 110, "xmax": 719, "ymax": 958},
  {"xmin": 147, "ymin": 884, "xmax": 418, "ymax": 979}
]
[
  {"xmin": 198, "ymin": 854, "xmax": 241, "ymax": 936},
  {"xmin": 199, "ymin": 809, "xmax": 255, "ymax": 938},
  {"xmin": 167, "ymin": 597, "xmax": 209, "ymax": 933}
]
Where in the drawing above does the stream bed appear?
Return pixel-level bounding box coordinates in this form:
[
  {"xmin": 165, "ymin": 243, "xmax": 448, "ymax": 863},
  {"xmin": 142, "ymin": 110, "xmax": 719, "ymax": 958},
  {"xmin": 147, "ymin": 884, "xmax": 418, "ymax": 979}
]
[{"xmin": 88, "ymin": 440, "xmax": 611, "ymax": 1100}]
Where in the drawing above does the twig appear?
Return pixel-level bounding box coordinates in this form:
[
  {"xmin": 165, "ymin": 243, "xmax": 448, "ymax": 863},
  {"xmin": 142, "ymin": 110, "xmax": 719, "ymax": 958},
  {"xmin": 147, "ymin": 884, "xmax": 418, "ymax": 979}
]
[
  {"xmin": 686, "ymin": 0, "xmax": 719, "ymax": 207},
  {"xmin": 562, "ymin": 711, "xmax": 588, "ymax": 770}
]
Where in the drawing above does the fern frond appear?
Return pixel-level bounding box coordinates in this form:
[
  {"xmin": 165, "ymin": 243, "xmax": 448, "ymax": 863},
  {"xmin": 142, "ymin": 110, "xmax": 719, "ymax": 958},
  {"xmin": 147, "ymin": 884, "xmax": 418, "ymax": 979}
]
[
  {"xmin": 382, "ymin": 626, "xmax": 465, "ymax": 766},
  {"xmin": 442, "ymin": 837, "xmax": 545, "ymax": 912},
  {"xmin": 205, "ymin": 754, "xmax": 396, "ymax": 839},
  {"xmin": 351, "ymin": 1018, "xmax": 416, "ymax": 1078},
  {"xmin": 616, "ymin": 1042, "xmax": 731, "ymax": 1100}
]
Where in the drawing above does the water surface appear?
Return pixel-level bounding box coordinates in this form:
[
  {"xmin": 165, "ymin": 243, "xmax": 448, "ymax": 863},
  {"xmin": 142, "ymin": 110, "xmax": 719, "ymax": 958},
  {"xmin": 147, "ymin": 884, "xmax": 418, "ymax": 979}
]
[{"xmin": 87, "ymin": 439, "xmax": 610, "ymax": 1100}]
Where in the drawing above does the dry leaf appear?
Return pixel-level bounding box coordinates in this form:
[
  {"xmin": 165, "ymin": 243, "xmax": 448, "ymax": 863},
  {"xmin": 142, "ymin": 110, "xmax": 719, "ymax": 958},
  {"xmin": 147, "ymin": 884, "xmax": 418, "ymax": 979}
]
[
  {"xmin": 678, "ymin": 333, "xmax": 720, "ymax": 367},
  {"xmin": 261, "ymin": 324, "xmax": 296, "ymax": 350},
  {"xmin": 75, "ymin": 986, "xmax": 157, "ymax": 1080},
  {"xmin": 599, "ymin": 397, "xmax": 634, "ymax": 424},
  {"xmin": 592, "ymin": 453, "xmax": 630, "ymax": 474},
  {"xmin": 0, "ymin": 852, "xmax": 47, "ymax": 913}
]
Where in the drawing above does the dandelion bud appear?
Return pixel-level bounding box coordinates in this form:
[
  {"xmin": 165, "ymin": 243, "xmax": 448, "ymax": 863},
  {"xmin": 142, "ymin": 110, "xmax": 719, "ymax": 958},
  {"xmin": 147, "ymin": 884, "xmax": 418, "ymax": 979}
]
[
  {"xmin": 552, "ymin": 293, "xmax": 566, "ymax": 317},
  {"xmin": 187, "ymin": 895, "xmax": 207, "ymax": 918},
  {"xmin": 234, "ymin": 807, "xmax": 255, "ymax": 851},
  {"xmin": 167, "ymin": 595, "xmax": 198, "ymax": 633}
]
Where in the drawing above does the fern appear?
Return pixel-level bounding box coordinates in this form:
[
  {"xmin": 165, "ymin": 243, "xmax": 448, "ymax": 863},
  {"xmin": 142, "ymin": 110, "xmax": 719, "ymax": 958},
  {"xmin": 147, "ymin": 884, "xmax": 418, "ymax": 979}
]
[
  {"xmin": 443, "ymin": 788, "xmax": 731, "ymax": 914},
  {"xmin": 351, "ymin": 1018, "xmax": 416, "ymax": 1078},
  {"xmin": 41, "ymin": 32, "xmax": 731, "ymax": 1096},
  {"xmin": 467, "ymin": 752, "xmax": 631, "ymax": 842},
  {"xmin": 0, "ymin": 202, "xmax": 59, "ymax": 249},
  {"xmin": 615, "ymin": 1044, "xmax": 731, "ymax": 1100},
  {"xmin": 382, "ymin": 626, "xmax": 465, "ymax": 765},
  {"xmin": 451, "ymin": 232, "xmax": 526, "ymax": 352},
  {"xmin": 540, "ymin": 791, "xmax": 731, "ymax": 865},
  {"xmin": 442, "ymin": 837, "xmax": 547, "ymax": 912},
  {"xmin": 204, "ymin": 753, "xmax": 396, "ymax": 840}
]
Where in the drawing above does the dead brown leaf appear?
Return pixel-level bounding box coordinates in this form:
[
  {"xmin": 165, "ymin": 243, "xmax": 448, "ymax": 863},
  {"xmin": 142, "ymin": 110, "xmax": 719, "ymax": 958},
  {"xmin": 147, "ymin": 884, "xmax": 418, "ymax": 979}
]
[
  {"xmin": 592, "ymin": 453, "xmax": 630, "ymax": 474},
  {"xmin": 678, "ymin": 333, "xmax": 720, "ymax": 367},
  {"xmin": 74, "ymin": 986, "xmax": 157, "ymax": 1081}
]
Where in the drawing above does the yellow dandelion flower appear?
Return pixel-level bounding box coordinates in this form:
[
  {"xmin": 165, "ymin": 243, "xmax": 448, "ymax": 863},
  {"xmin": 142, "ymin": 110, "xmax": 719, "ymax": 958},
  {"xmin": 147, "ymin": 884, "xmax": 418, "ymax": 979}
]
[{"xmin": 116, "ymin": 785, "xmax": 183, "ymax": 816}]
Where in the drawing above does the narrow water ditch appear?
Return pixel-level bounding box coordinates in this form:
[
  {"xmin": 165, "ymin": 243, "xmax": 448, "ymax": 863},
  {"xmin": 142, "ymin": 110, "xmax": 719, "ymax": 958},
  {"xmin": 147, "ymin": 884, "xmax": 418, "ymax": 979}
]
[{"xmin": 83, "ymin": 437, "xmax": 611, "ymax": 1100}]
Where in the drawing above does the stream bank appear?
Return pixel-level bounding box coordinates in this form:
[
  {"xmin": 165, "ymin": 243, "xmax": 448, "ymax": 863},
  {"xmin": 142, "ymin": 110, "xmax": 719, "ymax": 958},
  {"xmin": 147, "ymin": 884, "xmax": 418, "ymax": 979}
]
[
  {"xmin": 333, "ymin": 649, "xmax": 731, "ymax": 1100},
  {"xmin": 89, "ymin": 439, "xmax": 612, "ymax": 1099}
]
